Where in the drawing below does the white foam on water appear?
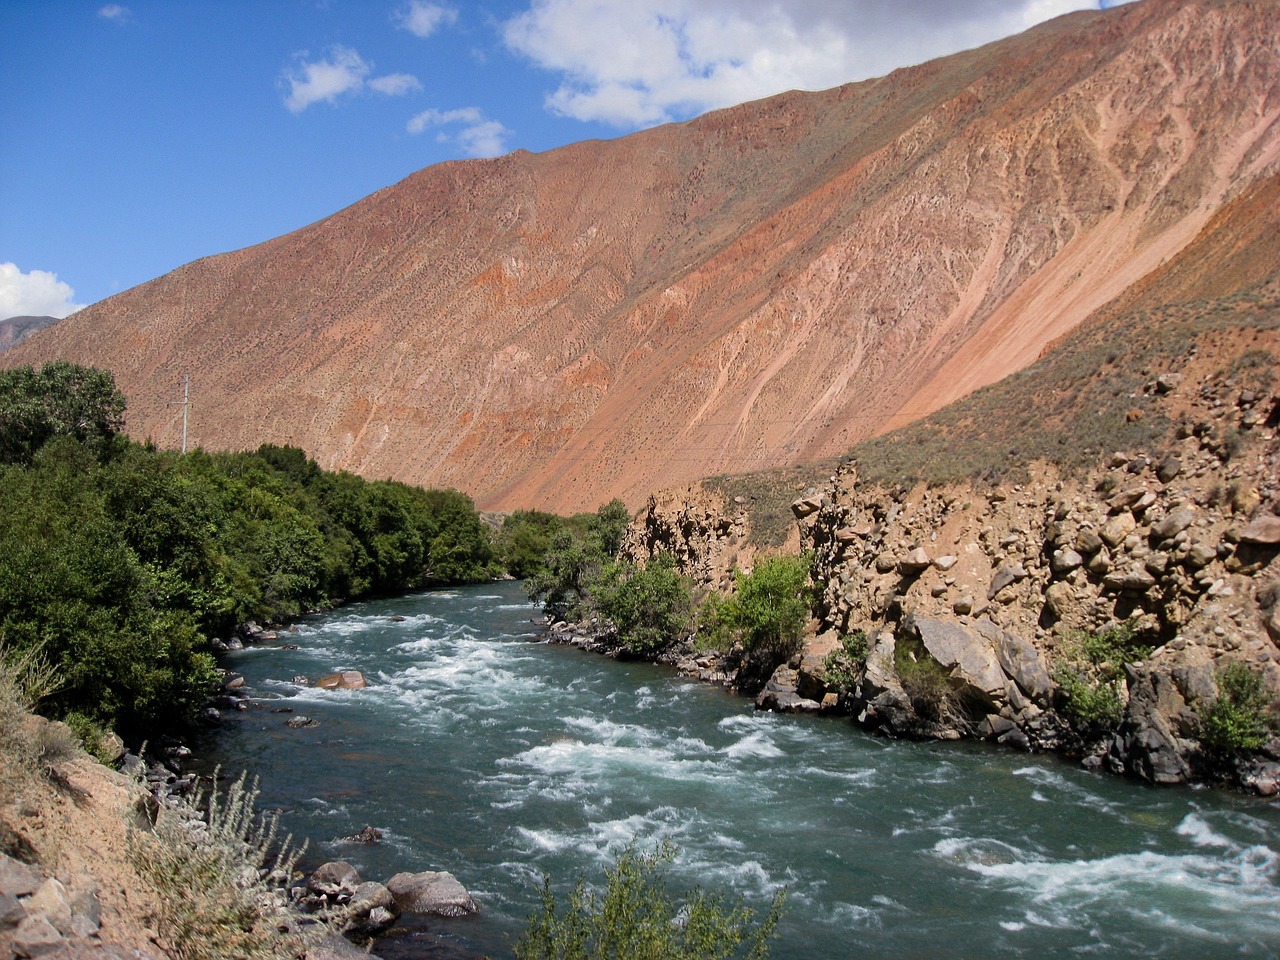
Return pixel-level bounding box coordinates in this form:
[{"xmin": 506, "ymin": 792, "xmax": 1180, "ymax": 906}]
[
  {"xmin": 796, "ymin": 765, "xmax": 875, "ymax": 787},
  {"xmin": 934, "ymin": 833, "xmax": 1280, "ymax": 941},
  {"xmin": 828, "ymin": 901, "xmax": 883, "ymax": 929},
  {"xmin": 724, "ymin": 732, "xmax": 783, "ymax": 760},
  {"xmin": 1011, "ymin": 764, "xmax": 1119, "ymax": 815},
  {"xmin": 1175, "ymin": 811, "xmax": 1236, "ymax": 849}
]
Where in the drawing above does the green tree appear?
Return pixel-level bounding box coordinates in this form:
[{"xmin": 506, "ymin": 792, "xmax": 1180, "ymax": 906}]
[
  {"xmin": 729, "ymin": 555, "xmax": 812, "ymax": 662},
  {"xmin": 526, "ymin": 530, "xmax": 597, "ymax": 620},
  {"xmin": 594, "ymin": 553, "xmax": 695, "ymax": 656},
  {"xmin": 498, "ymin": 510, "xmax": 568, "ymax": 579},
  {"xmin": 591, "ymin": 498, "xmax": 631, "ymax": 560},
  {"xmin": 515, "ymin": 842, "xmax": 785, "ymax": 960},
  {"xmin": 0, "ymin": 360, "xmax": 126, "ymax": 464}
]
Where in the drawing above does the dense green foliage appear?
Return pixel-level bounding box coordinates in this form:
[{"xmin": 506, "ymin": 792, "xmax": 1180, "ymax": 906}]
[
  {"xmin": 0, "ymin": 360, "xmax": 126, "ymax": 465},
  {"xmin": 594, "ymin": 553, "xmax": 695, "ymax": 656},
  {"xmin": 694, "ymin": 555, "xmax": 814, "ymax": 690},
  {"xmin": 522, "ymin": 502, "xmax": 700, "ymax": 657},
  {"xmin": 515, "ymin": 842, "xmax": 785, "ymax": 960},
  {"xmin": 0, "ymin": 362, "xmax": 497, "ymax": 737},
  {"xmin": 525, "ymin": 499, "xmax": 631, "ymax": 620},
  {"xmin": 1051, "ymin": 621, "xmax": 1150, "ymax": 732},
  {"xmin": 700, "ymin": 556, "xmax": 813, "ymax": 661},
  {"xmin": 1198, "ymin": 661, "xmax": 1275, "ymax": 756},
  {"xmin": 497, "ymin": 510, "xmax": 571, "ymax": 580}
]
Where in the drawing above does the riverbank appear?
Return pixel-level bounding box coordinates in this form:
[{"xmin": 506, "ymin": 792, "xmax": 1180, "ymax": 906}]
[{"xmin": 188, "ymin": 582, "xmax": 1280, "ymax": 959}]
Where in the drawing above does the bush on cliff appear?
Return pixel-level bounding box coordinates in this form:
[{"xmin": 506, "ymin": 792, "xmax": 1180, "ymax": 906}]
[
  {"xmin": 693, "ymin": 555, "xmax": 813, "ymax": 690},
  {"xmin": 1051, "ymin": 620, "xmax": 1151, "ymax": 733},
  {"xmin": 515, "ymin": 841, "xmax": 785, "ymax": 960},
  {"xmin": 1198, "ymin": 660, "xmax": 1275, "ymax": 757}
]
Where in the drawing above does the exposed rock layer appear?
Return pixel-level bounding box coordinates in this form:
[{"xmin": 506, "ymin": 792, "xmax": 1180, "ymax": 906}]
[{"xmin": 6, "ymin": 0, "xmax": 1279, "ymax": 513}]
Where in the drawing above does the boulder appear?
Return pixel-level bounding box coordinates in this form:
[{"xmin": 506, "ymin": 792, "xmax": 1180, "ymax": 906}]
[
  {"xmin": 1151, "ymin": 506, "xmax": 1195, "ymax": 542},
  {"xmin": 1050, "ymin": 549, "xmax": 1083, "ymax": 576},
  {"xmin": 343, "ymin": 825, "xmax": 383, "ymax": 844},
  {"xmin": 1113, "ymin": 666, "xmax": 1195, "ymax": 786},
  {"xmin": 755, "ymin": 665, "xmax": 822, "ymax": 713},
  {"xmin": 1239, "ymin": 515, "xmax": 1280, "ymax": 545},
  {"xmin": 315, "ymin": 671, "xmax": 367, "ymax": 690},
  {"xmin": 308, "ymin": 861, "xmax": 361, "ymax": 899},
  {"xmin": 907, "ymin": 615, "xmax": 1004, "ymax": 698},
  {"xmin": 1044, "ymin": 581, "xmax": 1077, "ymax": 620},
  {"xmin": 791, "ymin": 495, "xmax": 823, "ymax": 518},
  {"xmin": 386, "ymin": 871, "xmax": 478, "ymax": 918},
  {"xmin": 981, "ymin": 622, "xmax": 1052, "ymax": 701},
  {"xmin": 897, "ymin": 548, "xmax": 930, "ymax": 575},
  {"xmin": 1100, "ymin": 512, "xmax": 1136, "ymax": 548},
  {"xmin": 0, "ymin": 854, "xmax": 44, "ymax": 897}
]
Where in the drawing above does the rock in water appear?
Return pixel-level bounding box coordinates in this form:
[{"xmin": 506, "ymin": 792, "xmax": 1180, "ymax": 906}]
[
  {"xmin": 314, "ymin": 671, "xmax": 367, "ymax": 690},
  {"xmin": 386, "ymin": 871, "xmax": 478, "ymax": 917}
]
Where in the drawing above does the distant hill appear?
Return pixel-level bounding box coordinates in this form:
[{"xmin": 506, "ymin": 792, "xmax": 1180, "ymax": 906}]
[
  {"xmin": 0, "ymin": 315, "xmax": 59, "ymax": 353},
  {"xmin": 5, "ymin": 0, "xmax": 1279, "ymax": 513}
]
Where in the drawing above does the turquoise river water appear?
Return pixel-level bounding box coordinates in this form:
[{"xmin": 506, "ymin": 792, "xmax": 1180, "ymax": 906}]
[{"xmin": 197, "ymin": 581, "xmax": 1280, "ymax": 959}]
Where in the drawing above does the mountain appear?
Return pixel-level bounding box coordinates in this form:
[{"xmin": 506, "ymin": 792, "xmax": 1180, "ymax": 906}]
[
  {"xmin": 0, "ymin": 315, "xmax": 59, "ymax": 353},
  {"xmin": 6, "ymin": 0, "xmax": 1278, "ymax": 513}
]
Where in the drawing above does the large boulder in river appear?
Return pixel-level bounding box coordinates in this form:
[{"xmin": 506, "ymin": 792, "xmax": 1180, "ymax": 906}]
[
  {"xmin": 386, "ymin": 871, "xmax": 477, "ymax": 918},
  {"xmin": 315, "ymin": 671, "xmax": 367, "ymax": 690}
]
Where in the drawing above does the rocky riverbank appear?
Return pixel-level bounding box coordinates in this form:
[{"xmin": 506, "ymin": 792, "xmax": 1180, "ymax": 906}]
[{"xmin": 622, "ymin": 362, "xmax": 1280, "ymax": 796}]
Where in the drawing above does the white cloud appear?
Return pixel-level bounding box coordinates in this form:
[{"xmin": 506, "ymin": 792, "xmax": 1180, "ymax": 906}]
[
  {"xmin": 282, "ymin": 47, "xmax": 423, "ymax": 112},
  {"xmin": 0, "ymin": 263, "xmax": 85, "ymax": 321},
  {"xmin": 369, "ymin": 72, "xmax": 423, "ymax": 96},
  {"xmin": 98, "ymin": 4, "xmax": 130, "ymax": 22},
  {"xmin": 407, "ymin": 107, "xmax": 512, "ymax": 157},
  {"xmin": 395, "ymin": 1, "xmax": 459, "ymax": 38},
  {"xmin": 503, "ymin": 0, "xmax": 1111, "ymax": 127}
]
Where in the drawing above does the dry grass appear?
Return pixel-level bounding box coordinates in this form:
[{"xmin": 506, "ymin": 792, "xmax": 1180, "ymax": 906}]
[{"xmin": 127, "ymin": 768, "xmax": 314, "ymax": 960}]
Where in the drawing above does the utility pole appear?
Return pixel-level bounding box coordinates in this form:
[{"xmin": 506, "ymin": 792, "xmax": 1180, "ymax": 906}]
[{"xmin": 170, "ymin": 374, "xmax": 190, "ymax": 454}]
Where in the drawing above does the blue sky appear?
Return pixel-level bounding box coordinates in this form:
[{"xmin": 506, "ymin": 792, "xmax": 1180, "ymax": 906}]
[{"xmin": 0, "ymin": 0, "xmax": 1134, "ymax": 321}]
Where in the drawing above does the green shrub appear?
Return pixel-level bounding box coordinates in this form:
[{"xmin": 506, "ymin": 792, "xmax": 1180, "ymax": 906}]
[
  {"xmin": 821, "ymin": 631, "xmax": 869, "ymax": 695},
  {"xmin": 1051, "ymin": 621, "xmax": 1147, "ymax": 732},
  {"xmin": 1053, "ymin": 666, "xmax": 1124, "ymax": 729},
  {"xmin": 515, "ymin": 841, "xmax": 785, "ymax": 960},
  {"xmin": 129, "ymin": 768, "xmax": 310, "ymax": 960},
  {"xmin": 893, "ymin": 637, "xmax": 964, "ymax": 727},
  {"xmin": 1198, "ymin": 661, "xmax": 1274, "ymax": 756},
  {"xmin": 730, "ymin": 556, "xmax": 813, "ymax": 662},
  {"xmin": 594, "ymin": 554, "xmax": 695, "ymax": 657}
]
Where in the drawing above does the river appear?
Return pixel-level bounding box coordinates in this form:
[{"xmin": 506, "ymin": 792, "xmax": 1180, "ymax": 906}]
[{"xmin": 197, "ymin": 580, "xmax": 1280, "ymax": 959}]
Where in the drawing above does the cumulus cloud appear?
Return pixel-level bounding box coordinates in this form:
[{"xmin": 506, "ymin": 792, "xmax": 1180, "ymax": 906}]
[
  {"xmin": 282, "ymin": 47, "xmax": 421, "ymax": 112},
  {"xmin": 407, "ymin": 107, "xmax": 512, "ymax": 157},
  {"xmin": 395, "ymin": 1, "xmax": 459, "ymax": 38},
  {"xmin": 503, "ymin": 0, "xmax": 1111, "ymax": 127},
  {"xmin": 98, "ymin": 4, "xmax": 130, "ymax": 22},
  {"xmin": 0, "ymin": 263, "xmax": 85, "ymax": 321}
]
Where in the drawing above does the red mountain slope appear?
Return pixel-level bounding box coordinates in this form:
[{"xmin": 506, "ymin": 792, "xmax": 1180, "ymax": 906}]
[{"xmin": 7, "ymin": 0, "xmax": 1279, "ymax": 512}]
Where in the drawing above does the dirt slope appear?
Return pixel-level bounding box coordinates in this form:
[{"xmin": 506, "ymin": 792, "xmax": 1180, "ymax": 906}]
[{"xmin": 6, "ymin": 0, "xmax": 1279, "ymax": 513}]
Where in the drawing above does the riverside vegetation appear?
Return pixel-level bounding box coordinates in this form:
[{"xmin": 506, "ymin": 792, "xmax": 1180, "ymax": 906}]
[{"xmin": 0, "ymin": 360, "xmax": 785, "ymax": 959}]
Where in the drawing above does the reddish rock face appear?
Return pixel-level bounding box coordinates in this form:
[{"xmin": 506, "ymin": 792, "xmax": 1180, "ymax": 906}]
[{"xmin": 7, "ymin": 0, "xmax": 1279, "ymax": 514}]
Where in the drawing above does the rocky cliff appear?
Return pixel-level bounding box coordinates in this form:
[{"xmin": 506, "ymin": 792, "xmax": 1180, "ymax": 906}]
[
  {"xmin": 629, "ymin": 267, "xmax": 1280, "ymax": 791},
  {"xmin": 6, "ymin": 0, "xmax": 1278, "ymax": 513}
]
